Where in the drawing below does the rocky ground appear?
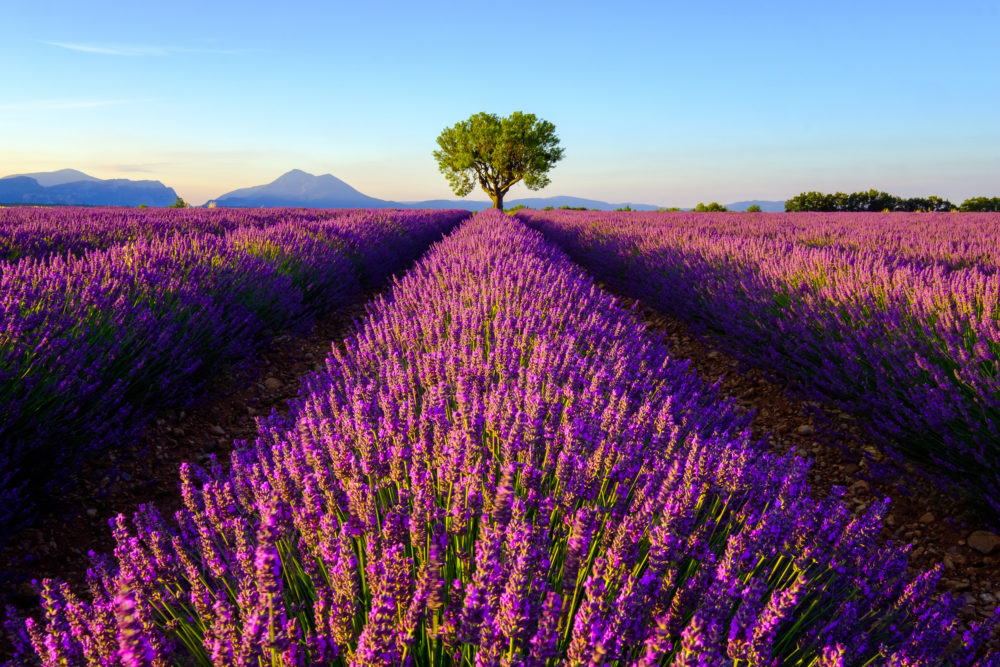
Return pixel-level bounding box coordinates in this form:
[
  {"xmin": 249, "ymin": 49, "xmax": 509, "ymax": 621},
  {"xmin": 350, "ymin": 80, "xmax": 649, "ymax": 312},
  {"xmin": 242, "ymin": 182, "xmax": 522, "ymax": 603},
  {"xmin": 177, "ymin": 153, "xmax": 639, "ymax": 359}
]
[{"xmin": 1, "ymin": 270, "xmax": 997, "ymax": 659}]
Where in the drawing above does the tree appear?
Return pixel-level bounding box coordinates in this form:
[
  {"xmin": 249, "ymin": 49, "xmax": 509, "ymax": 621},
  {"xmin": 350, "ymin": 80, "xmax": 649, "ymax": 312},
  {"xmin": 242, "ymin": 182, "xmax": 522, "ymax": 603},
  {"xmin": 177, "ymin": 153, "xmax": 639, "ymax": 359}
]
[
  {"xmin": 960, "ymin": 196, "xmax": 1000, "ymax": 212},
  {"xmin": 433, "ymin": 111, "xmax": 564, "ymax": 210},
  {"xmin": 785, "ymin": 189, "xmax": 956, "ymax": 212},
  {"xmin": 169, "ymin": 196, "xmax": 189, "ymax": 209},
  {"xmin": 746, "ymin": 204, "xmax": 762, "ymax": 212},
  {"xmin": 693, "ymin": 202, "xmax": 727, "ymax": 212}
]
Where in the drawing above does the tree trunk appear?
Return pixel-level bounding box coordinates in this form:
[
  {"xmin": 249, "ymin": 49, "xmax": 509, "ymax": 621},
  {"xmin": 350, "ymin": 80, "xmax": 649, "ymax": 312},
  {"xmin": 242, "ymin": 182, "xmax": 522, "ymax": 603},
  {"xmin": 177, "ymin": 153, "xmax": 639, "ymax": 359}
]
[{"xmin": 492, "ymin": 190, "xmax": 504, "ymax": 210}]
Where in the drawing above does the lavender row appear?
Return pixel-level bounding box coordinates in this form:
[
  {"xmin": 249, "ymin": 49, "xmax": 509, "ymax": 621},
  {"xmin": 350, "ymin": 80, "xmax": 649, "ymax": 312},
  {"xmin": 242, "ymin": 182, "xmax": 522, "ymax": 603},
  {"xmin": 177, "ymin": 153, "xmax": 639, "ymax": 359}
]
[
  {"xmin": 573, "ymin": 210, "xmax": 1000, "ymax": 274},
  {"xmin": 0, "ymin": 206, "xmax": 376, "ymax": 262},
  {"xmin": 0, "ymin": 208, "xmax": 470, "ymax": 547},
  {"xmin": 518, "ymin": 209, "xmax": 1000, "ymax": 519},
  {"xmin": 8, "ymin": 210, "xmax": 994, "ymax": 665}
]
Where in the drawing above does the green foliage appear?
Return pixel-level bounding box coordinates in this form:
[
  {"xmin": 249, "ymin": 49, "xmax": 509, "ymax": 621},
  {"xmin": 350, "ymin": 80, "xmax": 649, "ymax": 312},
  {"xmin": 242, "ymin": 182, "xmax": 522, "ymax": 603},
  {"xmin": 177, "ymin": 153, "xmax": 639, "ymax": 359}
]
[
  {"xmin": 785, "ymin": 189, "xmax": 956, "ymax": 212},
  {"xmin": 656, "ymin": 207, "xmax": 682, "ymax": 212},
  {"xmin": 959, "ymin": 196, "xmax": 1000, "ymax": 212},
  {"xmin": 433, "ymin": 111, "xmax": 565, "ymax": 209},
  {"xmin": 138, "ymin": 204, "xmax": 148, "ymax": 209},
  {"xmin": 504, "ymin": 204, "xmax": 527, "ymax": 215},
  {"xmin": 615, "ymin": 205, "xmax": 633, "ymax": 212},
  {"xmin": 169, "ymin": 196, "xmax": 190, "ymax": 209},
  {"xmin": 693, "ymin": 202, "xmax": 728, "ymax": 212},
  {"xmin": 746, "ymin": 204, "xmax": 762, "ymax": 212}
]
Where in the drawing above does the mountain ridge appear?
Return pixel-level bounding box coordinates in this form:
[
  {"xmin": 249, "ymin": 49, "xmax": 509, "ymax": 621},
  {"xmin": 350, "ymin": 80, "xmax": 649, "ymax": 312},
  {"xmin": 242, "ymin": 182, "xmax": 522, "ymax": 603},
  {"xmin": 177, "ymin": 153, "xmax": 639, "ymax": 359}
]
[
  {"xmin": 209, "ymin": 170, "xmax": 669, "ymax": 211},
  {"xmin": 1, "ymin": 168, "xmax": 787, "ymax": 211},
  {"xmin": 0, "ymin": 170, "xmax": 177, "ymax": 206}
]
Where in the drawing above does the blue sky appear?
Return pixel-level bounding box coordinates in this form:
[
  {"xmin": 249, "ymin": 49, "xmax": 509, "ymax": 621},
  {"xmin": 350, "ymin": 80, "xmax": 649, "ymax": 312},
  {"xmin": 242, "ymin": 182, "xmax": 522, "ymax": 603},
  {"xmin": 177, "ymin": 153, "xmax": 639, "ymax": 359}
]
[{"xmin": 2, "ymin": 0, "xmax": 998, "ymax": 206}]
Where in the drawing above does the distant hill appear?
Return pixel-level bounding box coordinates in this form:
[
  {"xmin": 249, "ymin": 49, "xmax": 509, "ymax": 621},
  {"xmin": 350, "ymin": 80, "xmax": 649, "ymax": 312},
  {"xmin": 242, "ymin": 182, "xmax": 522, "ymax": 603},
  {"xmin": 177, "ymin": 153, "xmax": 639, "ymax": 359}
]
[
  {"xmin": 209, "ymin": 170, "xmax": 667, "ymax": 211},
  {"xmin": 3, "ymin": 168, "xmax": 102, "ymax": 187},
  {"xmin": 502, "ymin": 196, "xmax": 663, "ymax": 211},
  {"xmin": 0, "ymin": 169, "xmax": 177, "ymax": 206},
  {"xmin": 211, "ymin": 169, "xmax": 386, "ymax": 208},
  {"xmin": 725, "ymin": 200, "xmax": 786, "ymax": 212}
]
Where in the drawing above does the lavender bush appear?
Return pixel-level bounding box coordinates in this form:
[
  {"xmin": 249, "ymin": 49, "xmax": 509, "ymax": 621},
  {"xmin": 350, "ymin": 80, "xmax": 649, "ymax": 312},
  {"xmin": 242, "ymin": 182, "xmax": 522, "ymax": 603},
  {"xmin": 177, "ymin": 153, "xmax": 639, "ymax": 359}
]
[
  {"xmin": 0, "ymin": 207, "xmax": 382, "ymax": 262},
  {"xmin": 517, "ymin": 209, "xmax": 1000, "ymax": 522},
  {"xmin": 8, "ymin": 211, "xmax": 994, "ymax": 665},
  {"xmin": 0, "ymin": 208, "xmax": 469, "ymax": 547}
]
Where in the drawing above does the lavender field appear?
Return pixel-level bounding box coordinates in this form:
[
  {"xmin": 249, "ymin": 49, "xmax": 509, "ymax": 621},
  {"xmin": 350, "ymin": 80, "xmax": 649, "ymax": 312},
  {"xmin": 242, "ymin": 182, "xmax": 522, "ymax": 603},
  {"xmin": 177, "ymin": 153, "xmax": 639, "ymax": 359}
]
[
  {"xmin": 2, "ymin": 209, "xmax": 996, "ymax": 665},
  {"xmin": 518, "ymin": 209, "xmax": 1000, "ymax": 523},
  {"xmin": 0, "ymin": 207, "xmax": 470, "ymax": 549}
]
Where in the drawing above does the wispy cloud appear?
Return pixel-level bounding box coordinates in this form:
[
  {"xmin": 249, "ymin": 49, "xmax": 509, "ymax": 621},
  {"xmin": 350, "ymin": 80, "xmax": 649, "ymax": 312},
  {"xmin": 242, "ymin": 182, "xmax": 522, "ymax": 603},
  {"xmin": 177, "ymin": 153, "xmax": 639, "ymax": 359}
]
[
  {"xmin": 43, "ymin": 41, "xmax": 169, "ymax": 56},
  {"xmin": 0, "ymin": 99, "xmax": 126, "ymax": 112},
  {"xmin": 43, "ymin": 41, "xmax": 247, "ymax": 56}
]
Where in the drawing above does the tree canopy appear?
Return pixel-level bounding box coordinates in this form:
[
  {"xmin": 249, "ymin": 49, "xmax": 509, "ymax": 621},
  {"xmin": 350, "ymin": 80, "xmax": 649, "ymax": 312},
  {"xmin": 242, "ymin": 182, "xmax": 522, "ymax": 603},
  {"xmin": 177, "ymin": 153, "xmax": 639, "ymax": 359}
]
[
  {"xmin": 433, "ymin": 111, "xmax": 564, "ymax": 210},
  {"xmin": 784, "ymin": 189, "xmax": 956, "ymax": 212},
  {"xmin": 958, "ymin": 196, "xmax": 1000, "ymax": 212}
]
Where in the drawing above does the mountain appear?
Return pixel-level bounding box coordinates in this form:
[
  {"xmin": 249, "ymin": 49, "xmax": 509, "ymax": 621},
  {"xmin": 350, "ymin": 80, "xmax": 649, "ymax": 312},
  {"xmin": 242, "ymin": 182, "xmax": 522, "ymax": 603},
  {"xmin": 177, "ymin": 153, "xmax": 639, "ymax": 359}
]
[
  {"xmin": 209, "ymin": 170, "xmax": 667, "ymax": 211},
  {"xmin": 0, "ymin": 170, "xmax": 177, "ymax": 206},
  {"xmin": 211, "ymin": 169, "xmax": 387, "ymax": 208},
  {"xmin": 2, "ymin": 168, "xmax": 102, "ymax": 187},
  {"xmin": 725, "ymin": 200, "xmax": 786, "ymax": 212}
]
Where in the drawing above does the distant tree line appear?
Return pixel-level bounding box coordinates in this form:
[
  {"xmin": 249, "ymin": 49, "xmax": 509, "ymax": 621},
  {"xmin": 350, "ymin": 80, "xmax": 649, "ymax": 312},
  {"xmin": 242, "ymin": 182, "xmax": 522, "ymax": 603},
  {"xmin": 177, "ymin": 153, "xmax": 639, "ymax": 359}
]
[
  {"xmin": 785, "ymin": 189, "xmax": 1000, "ymax": 213},
  {"xmin": 959, "ymin": 196, "xmax": 1000, "ymax": 212},
  {"xmin": 693, "ymin": 202, "xmax": 728, "ymax": 212}
]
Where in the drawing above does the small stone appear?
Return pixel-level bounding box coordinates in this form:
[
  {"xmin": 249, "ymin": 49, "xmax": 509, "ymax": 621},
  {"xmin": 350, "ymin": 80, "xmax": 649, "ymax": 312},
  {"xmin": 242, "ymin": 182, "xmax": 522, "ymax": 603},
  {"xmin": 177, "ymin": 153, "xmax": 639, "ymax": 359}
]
[
  {"xmin": 264, "ymin": 377, "xmax": 283, "ymax": 390},
  {"xmin": 707, "ymin": 350, "xmax": 720, "ymax": 359},
  {"xmin": 842, "ymin": 463, "xmax": 859, "ymax": 475},
  {"xmin": 919, "ymin": 512, "xmax": 935, "ymax": 524},
  {"xmin": 121, "ymin": 472, "xmax": 132, "ymax": 482},
  {"xmin": 210, "ymin": 424, "xmax": 226, "ymax": 435},
  {"xmin": 796, "ymin": 424, "xmax": 815, "ymax": 436},
  {"xmin": 863, "ymin": 446, "xmax": 881, "ymax": 459},
  {"xmin": 849, "ymin": 480, "xmax": 869, "ymax": 494},
  {"xmin": 86, "ymin": 508, "xmax": 98, "ymax": 518},
  {"xmin": 968, "ymin": 530, "xmax": 1000, "ymax": 555}
]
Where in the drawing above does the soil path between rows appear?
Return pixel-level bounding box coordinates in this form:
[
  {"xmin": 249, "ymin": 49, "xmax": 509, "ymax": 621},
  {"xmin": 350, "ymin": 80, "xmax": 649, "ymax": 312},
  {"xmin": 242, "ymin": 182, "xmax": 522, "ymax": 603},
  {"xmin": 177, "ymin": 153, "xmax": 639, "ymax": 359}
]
[{"xmin": 607, "ymin": 287, "xmax": 999, "ymax": 651}]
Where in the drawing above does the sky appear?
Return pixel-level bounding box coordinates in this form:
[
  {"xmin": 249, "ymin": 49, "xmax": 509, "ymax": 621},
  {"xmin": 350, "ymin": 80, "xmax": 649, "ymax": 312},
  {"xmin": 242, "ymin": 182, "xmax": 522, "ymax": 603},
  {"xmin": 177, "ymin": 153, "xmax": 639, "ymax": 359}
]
[{"xmin": 1, "ymin": 0, "xmax": 998, "ymax": 207}]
